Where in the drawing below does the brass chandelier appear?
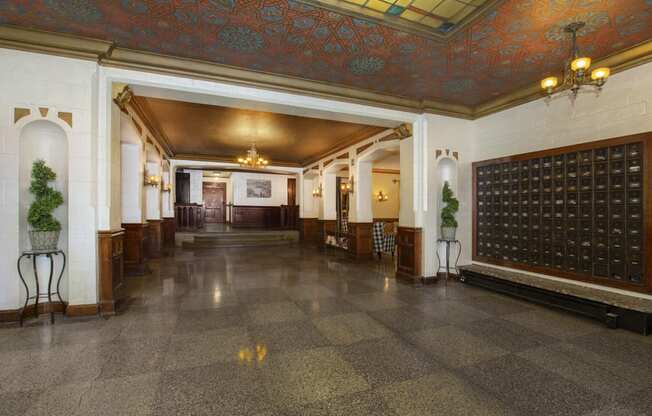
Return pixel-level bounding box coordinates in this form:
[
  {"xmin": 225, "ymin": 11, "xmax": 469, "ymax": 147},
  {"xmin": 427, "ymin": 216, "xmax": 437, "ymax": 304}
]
[
  {"xmin": 237, "ymin": 143, "xmax": 269, "ymax": 169},
  {"xmin": 540, "ymin": 22, "xmax": 610, "ymax": 97}
]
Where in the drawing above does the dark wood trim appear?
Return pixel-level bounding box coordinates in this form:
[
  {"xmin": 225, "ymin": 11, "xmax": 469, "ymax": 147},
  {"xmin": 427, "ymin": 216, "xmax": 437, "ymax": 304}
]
[
  {"xmin": 373, "ymin": 217, "xmax": 399, "ymax": 223},
  {"xmin": 396, "ymin": 227, "xmax": 422, "ymax": 282},
  {"xmin": 66, "ymin": 304, "xmax": 99, "ymax": 317},
  {"xmin": 98, "ymin": 229, "xmax": 125, "ymax": 316},
  {"xmin": 472, "ymin": 131, "xmax": 652, "ymax": 293},
  {"xmin": 372, "ymin": 168, "xmax": 400, "ymax": 175},
  {"xmin": 347, "ymin": 222, "xmax": 374, "ymax": 259},
  {"xmin": 122, "ymin": 222, "xmax": 148, "ymax": 276},
  {"xmin": 0, "ymin": 308, "xmax": 20, "ymax": 322}
]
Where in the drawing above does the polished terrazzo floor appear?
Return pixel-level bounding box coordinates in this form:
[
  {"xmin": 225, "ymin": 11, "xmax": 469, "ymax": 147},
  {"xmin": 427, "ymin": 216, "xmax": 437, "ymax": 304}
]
[{"xmin": 1, "ymin": 245, "xmax": 652, "ymax": 416}]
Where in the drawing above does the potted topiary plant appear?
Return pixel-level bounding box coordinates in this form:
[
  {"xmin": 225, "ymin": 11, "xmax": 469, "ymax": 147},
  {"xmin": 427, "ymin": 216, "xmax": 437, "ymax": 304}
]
[
  {"xmin": 440, "ymin": 181, "xmax": 459, "ymax": 241},
  {"xmin": 28, "ymin": 159, "xmax": 63, "ymax": 251}
]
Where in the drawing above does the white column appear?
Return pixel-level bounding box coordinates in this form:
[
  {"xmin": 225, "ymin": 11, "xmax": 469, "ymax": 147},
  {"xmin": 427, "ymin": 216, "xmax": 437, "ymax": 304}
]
[
  {"xmin": 121, "ymin": 143, "xmax": 143, "ymax": 223},
  {"xmin": 161, "ymin": 171, "xmax": 173, "ymax": 218},
  {"xmin": 322, "ymin": 172, "xmax": 337, "ymax": 220},
  {"xmin": 145, "ymin": 161, "xmax": 161, "ymax": 220},
  {"xmin": 351, "ymin": 159, "xmax": 373, "ymax": 223}
]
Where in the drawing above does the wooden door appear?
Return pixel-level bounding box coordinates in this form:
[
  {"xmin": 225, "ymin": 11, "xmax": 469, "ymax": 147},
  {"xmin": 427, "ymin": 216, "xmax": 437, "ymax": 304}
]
[
  {"xmin": 203, "ymin": 182, "xmax": 226, "ymax": 223},
  {"xmin": 175, "ymin": 172, "xmax": 190, "ymax": 204},
  {"xmin": 287, "ymin": 177, "xmax": 296, "ymax": 206}
]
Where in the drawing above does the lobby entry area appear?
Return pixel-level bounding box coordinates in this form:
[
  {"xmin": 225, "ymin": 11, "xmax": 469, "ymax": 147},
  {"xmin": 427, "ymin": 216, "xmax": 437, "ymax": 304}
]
[{"xmin": 2, "ymin": 243, "xmax": 652, "ymax": 415}]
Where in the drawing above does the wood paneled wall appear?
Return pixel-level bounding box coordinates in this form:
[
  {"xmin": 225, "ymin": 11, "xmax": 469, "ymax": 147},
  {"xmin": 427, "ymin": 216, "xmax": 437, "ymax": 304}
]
[
  {"xmin": 162, "ymin": 217, "xmax": 176, "ymax": 248},
  {"xmin": 300, "ymin": 218, "xmax": 321, "ymax": 244},
  {"xmin": 348, "ymin": 222, "xmax": 373, "ymax": 259},
  {"xmin": 122, "ymin": 223, "xmax": 147, "ymax": 275},
  {"xmin": 396, "ymin": 227, "xmax": 422, "ymax": 282},
  {"xmin": 98, "ymin": 229, "xmax": 125, "ymax": 315},
  {"xmin": 232, "ymin": 205, "xmax": 299, "ymax": 228},
  {"xmin": 146, "ymin": 219, "xmax": 162, "ymax": 258}
]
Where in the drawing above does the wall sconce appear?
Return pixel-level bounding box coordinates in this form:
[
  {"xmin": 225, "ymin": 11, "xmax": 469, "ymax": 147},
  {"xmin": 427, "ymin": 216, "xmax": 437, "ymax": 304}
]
[
  {"xmin": 340, "ymin": 176, "xmax": 354, "ymax": 194},
  {"xmin": 144, "ymin": 173, "xmax": 161, "ymax": 187},
  {"xmin": 312, "ymin": 184, "xmax": 323, "ymax": 198},
  {"xmin": 161, "ymin": 183, "xmax": 172, "ymax": 192},
  {"xmin": 376, "ymin": 190, "xmax": 389, "ymax": 202}
]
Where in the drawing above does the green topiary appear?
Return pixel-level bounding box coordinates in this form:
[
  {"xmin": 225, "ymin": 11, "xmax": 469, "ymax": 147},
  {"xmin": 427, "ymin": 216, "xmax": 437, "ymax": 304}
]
[
  {"xmin": 441, "ymin": 181, "xmax": 459, "ymax": 228},
  {"xmin": 27, "ymin": 160, "xmax": 63, "ymax": 231}
]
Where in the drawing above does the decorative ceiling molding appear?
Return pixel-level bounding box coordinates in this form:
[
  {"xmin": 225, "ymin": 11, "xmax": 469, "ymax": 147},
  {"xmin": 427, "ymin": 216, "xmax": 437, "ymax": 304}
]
[
  {"xmin": 113, "ymin": 85, "xmax": 173, "ymax": 159},
  {"xmin": 174, "ymin": 153, "xmax": 302, "ymax": 168},
  {"xmin": 300, "ymin": 125, "xmax": 387, "ymax": 166},
  {"xmin": 1, "ymin": 25, "xmax": 651, "ymax": 120}
]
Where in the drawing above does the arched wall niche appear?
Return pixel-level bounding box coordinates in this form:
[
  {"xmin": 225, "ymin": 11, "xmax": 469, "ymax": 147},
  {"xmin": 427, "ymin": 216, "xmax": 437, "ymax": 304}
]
[
  {"xmin": 433, "ymin": 155, "xmax": 460, "ymax": 275},
  {"xmin": 18, "ymin": 119, "xmax": 70, "ymax": 303}
]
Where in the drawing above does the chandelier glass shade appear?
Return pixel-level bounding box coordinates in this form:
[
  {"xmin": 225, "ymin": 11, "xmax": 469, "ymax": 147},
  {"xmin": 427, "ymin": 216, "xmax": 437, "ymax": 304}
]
[
  {"xmin": 540, "ymin": 22, "xmax": 610, "ymax": 97},
  {"xmin": 237, "ymin": 144, "xmax": 269, "ymax": 169}
]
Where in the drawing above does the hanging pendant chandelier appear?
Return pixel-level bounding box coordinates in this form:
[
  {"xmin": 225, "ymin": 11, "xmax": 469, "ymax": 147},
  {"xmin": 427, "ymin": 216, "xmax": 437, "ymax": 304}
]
[
  {"xmin": 540, "ymin": 22, "xmax": 610, "ymax": 97},
  {"xmin": 237, "ymin": 143, "xmax": 269, "ymax": 169}
]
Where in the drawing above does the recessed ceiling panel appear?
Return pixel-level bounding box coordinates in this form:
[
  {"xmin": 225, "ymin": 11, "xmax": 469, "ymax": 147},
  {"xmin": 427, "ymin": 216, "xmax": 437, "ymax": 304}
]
[{"xmin": 134, "ymin": 96, "xmax": 386, "ymax": 166}]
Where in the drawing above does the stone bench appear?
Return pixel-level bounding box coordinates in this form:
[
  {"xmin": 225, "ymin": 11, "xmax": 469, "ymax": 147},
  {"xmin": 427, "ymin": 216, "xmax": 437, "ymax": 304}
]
[{"xmin": 459, "ymin": 264, "xmax": 652, "ymax": 335}]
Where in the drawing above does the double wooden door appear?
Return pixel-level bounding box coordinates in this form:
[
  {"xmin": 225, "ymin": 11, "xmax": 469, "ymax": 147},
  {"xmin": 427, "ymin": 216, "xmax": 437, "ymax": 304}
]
[{"xmin": 203, "ymin": 182, "xmax": 226, "ymax": 223}]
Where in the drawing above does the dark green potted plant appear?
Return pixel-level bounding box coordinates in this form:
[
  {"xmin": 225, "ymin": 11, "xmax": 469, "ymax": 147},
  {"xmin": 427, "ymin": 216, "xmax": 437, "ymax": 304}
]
[
  {"xmin": 440, "ymin": 181, "xmax": 459, "ymax": 241},
  {"xmin": 28, "ymin": 159, "xmax": 63, "ymax": 250}
]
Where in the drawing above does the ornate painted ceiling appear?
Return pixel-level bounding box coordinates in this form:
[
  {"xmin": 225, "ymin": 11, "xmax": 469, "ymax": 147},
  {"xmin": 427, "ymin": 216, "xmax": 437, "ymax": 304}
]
[{"xmin": 1, "ymin": 0, "xmax": 651, "ymax": 107}]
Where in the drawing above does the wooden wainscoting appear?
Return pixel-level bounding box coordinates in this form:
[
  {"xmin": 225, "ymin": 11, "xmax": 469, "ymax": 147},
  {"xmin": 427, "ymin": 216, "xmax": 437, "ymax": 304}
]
[
  {"xmin": 161, "ymin": 217, "xmax": 176, "ymax": 248},
  {"xmin": 300, "ymin": 218, "xmax": 321, "ymax": 244},
  {"xmin": 122, "ymin": 223, "xmax": 148, "ymax": 275},
  {"xmin": 232, "ymin": 206, "xmax": 281, "ymax": 228},
  {"xmin": 348, "ymin": 222, "xmax": 374, "ymax": 259},
  {"xmin": 146, "ymin": 219, "xmax": 162, "ymax": 259},
  {"xmin": 175, "ymin": 203, "xmax": 204, "ymax": 230},
  {"xmin": 98, "ymin": 229, "xmax": 125, "ymax": 315},
  {"xmin": 396, "ymin": 227, "xmax": 423, "ymax": 282}
]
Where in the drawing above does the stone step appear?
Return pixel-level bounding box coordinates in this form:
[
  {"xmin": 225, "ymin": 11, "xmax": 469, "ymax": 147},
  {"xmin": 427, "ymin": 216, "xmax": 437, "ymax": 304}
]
[{"xmin": 182, "ymin": 239, "xmax": 295, "ymax": 249}]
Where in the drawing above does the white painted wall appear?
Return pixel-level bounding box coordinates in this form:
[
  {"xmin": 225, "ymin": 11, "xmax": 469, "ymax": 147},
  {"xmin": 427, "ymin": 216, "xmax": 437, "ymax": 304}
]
[
  {"xmin": 0, "ymin": 49, "xmax": 97, "ymax": 309},
  {"xmin": 231, "ymin": 172, "xmax": 289, "ymax": 206},
  {"xmin": 189, "ymin": 169, "xmax": 203, "ymax": 204}
]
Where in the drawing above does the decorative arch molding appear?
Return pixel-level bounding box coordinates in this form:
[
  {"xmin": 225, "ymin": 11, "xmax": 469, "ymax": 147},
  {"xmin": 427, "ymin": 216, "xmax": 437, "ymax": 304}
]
[
  {"xmin": 323, "ymin": 158, "xmax": 349, "ymax": 174},
  {"xmin": 356, "ymin": 138, "xmax": 400, "ymax": 164},
  {"xmin": 13, "ymin": 106, "xmax": 73, "ymax": 133}
]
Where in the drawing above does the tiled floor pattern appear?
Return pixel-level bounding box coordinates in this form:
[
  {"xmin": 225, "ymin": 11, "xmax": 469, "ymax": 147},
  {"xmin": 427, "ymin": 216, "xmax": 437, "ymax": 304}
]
[{"xmin": 1, "ymin": 245, "xmax": 651, "ymax": 415}]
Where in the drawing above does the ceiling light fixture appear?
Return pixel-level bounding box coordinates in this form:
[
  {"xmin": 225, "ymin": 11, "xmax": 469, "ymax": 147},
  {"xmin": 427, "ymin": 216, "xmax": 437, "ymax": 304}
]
[
  {"xmin": 237, "ymin": 143, "xmax": 269, "ymax": 169},
  {"xmin": 540, "ymin": 22, "xmax": 610, "ymax": 98}
]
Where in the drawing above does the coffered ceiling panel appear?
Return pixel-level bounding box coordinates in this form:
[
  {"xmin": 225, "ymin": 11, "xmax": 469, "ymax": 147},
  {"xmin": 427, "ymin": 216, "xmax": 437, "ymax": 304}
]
[
  {"xmin": 0, "ymin": 1, "xmax": 651, "ymax": 107},
  {"xmin": 134, "ymin": 96, "xmax": 386, "ymax": 165}
]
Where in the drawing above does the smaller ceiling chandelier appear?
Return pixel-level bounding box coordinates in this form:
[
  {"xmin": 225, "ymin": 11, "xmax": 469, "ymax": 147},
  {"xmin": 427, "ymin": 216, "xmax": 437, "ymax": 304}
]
[
  {"xmin": 237, "ymin": 143, "xmax": 269, "ymax": 169},
  {"xmin": 540, "ymin": 22, "xmax": 610, "ymax": 97}
]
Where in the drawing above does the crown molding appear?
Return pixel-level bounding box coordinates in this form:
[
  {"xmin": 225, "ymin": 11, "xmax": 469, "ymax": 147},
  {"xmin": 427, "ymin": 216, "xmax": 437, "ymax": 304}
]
[
  {"xmin": 1, "ymin": 25, "xmax": 651, "ymax": 122},
  {"xmin": 0, "ymin": 24, "xmax": 112, "ymax": 61}
]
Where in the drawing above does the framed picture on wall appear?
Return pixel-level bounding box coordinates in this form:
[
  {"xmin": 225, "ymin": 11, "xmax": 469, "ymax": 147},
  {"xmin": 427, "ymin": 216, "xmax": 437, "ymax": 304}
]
[{"xmin": 246, "ymin": 179, "xmax": 272, "ymax": 198}]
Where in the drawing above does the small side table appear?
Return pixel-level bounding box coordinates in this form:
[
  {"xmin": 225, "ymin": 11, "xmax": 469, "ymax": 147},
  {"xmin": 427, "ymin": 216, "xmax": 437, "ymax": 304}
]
[
  {"xmin": 436, "ymin": 239, "xmax": 461, "ymax": 283},
  {"xmin": 17, "ymin": 249, "xmax": 66, "ymax": 326}
]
